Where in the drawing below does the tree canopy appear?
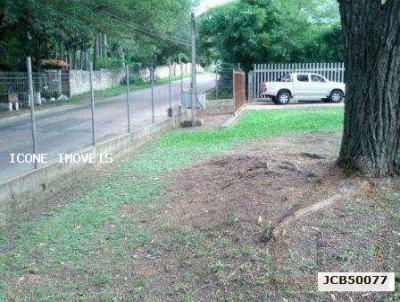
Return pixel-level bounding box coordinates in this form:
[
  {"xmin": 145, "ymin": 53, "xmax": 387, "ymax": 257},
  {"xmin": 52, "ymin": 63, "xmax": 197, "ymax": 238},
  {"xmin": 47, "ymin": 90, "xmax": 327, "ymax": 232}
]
[
  {"xmin": 0, "ymin": 0, "xmax": 192, "ymax": 70},
  {"xmin": 197, "ymin": 0, "xmax": 343, "ymax": 71}
]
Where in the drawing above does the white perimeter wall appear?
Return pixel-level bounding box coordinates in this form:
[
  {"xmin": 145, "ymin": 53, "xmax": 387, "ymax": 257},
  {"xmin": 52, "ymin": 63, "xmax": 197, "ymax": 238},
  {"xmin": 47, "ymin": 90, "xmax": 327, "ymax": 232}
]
[{"xmin": 69, "ymin": 63, "xmax": 201, "ymax": 96}]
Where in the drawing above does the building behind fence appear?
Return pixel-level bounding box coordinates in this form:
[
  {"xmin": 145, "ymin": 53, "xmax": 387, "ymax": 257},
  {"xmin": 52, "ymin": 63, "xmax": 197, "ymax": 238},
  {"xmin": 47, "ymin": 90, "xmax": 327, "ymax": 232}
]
[
  {"xmin": 0, "ymin": 71, "xmax": 71, "ymax": 111},
  {"xmin": 251, "ymin": 62, "xmax": 345, "ymax": 99}
]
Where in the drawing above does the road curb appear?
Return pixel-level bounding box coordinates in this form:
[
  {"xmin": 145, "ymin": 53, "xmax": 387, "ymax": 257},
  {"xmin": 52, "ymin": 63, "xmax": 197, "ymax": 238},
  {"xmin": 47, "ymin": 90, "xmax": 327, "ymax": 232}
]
[{"xmin": 221, "ymin": 105, "xmax": 247, "ymax": 128}]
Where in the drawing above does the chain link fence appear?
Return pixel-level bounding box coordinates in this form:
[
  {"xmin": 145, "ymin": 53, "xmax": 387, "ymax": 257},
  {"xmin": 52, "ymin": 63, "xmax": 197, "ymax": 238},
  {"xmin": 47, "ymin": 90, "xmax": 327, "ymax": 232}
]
[
  {"xmin": 0, "ymin": 57, "xmax": 212, "ymax": 183},
  {"xmin": 215, "ymin": 62, "xmax": 236, "ymax": 100}
]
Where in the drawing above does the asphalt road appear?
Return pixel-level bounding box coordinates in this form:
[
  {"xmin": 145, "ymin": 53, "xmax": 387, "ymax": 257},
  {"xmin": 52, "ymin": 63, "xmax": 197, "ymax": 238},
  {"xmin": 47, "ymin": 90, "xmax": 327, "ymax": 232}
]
[{"xmin": 0, "ymin": 74, "xmax": 215, "ymax": 183}]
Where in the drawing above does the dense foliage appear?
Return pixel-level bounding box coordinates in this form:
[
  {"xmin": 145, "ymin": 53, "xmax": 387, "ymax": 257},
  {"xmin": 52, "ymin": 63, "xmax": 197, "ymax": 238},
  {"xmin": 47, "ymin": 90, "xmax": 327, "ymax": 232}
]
[
  {"xmin": 0, "ymin": 0, "xmax": 192, "ymax": 70},
  {"xmin": 198, "ymin": 0, "xmax": 343, "ymax": 71}
]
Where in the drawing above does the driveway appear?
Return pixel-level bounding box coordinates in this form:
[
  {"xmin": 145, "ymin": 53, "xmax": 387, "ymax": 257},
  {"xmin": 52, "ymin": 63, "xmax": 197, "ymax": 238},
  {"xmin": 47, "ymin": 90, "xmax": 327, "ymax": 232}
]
[{"xmin": 0, "ymin": 74, "xmax": 215, "ymax": 183}]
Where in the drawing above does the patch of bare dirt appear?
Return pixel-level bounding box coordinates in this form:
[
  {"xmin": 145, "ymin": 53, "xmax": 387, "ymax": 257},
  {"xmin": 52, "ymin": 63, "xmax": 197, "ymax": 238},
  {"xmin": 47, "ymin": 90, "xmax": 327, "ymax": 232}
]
[{"xmin": 121, "ymin": 132, "xmax": 399, "ymax": 301}]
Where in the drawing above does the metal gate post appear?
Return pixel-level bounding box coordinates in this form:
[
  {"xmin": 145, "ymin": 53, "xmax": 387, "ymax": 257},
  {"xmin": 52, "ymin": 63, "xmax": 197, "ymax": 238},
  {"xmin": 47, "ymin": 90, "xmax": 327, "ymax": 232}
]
[{"xmin": 247, "ymin": 71, "xmax": 253, "ymax": 102}]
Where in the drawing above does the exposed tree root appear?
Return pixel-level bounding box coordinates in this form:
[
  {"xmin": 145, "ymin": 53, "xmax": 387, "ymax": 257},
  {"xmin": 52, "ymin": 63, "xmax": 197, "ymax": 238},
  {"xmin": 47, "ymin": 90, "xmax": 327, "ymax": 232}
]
[
  {"xmin": 272, "ymin": 181, "xmax": 356, "ymax": 239},
  {"xmin": 270, "ymin": 181, "xmax": 358, "ymax": 290}
]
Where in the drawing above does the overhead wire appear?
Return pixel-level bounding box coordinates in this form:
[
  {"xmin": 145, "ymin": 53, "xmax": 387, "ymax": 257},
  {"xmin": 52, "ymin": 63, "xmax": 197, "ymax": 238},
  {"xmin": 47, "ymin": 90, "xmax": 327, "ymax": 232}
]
[
  {"xmin": 7, "ymin": 0, "xmax": 191, "ymax": 46},
  {"xmin": 69, "ymin": 0, "xmax": 192, "ymax": 46}
]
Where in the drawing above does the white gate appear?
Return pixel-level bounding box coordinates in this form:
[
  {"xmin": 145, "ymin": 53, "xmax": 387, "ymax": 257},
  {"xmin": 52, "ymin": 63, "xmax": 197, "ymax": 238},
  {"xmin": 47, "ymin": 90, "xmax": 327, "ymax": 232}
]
[{"xmin": 251, "ymin": 62, "xmax": 345, "ymax": 99}]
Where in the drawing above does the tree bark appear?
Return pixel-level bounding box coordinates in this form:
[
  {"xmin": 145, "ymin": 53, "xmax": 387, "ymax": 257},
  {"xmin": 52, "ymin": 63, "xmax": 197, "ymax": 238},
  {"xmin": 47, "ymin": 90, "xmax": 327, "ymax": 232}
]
[
  {"xmin": 59, "ymin": 29, "xmax": 65, "ymax": 61},
  {"xmin": 103, "ymin": 34, "xmax": 108, "ymax": 57},
  {"xmin": 337, "ymin": 0, "xmax": 400, "ymax": 176},
  {"xmin": 117, "ymin": 45, "xmax": 125, "ymax": 68},
  {"xmin": 93, "ymin": 37, "xmax": 98, "ymax": 70},
  {"xmin": 85, "ymin": 50, "xmax": 89, "ymax": 70},
  {"xmin": 71, "ymin": 49, "xmax": 76, "ymax": 69}
]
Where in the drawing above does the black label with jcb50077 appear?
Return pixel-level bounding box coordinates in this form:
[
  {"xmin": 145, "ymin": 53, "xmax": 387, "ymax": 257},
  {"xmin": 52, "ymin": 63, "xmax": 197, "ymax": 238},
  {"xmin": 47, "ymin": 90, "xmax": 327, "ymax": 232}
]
[{"xmin": 318, "ymin": 272, "xmax": 395, "ymax": 292}]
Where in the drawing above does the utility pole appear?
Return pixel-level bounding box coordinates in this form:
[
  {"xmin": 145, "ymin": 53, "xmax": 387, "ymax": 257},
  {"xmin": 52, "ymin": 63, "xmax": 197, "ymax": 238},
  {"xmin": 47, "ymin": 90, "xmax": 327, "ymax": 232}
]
[{"xmin": 190, "ymin": 12, "xmax": 197, "ymax": 126}]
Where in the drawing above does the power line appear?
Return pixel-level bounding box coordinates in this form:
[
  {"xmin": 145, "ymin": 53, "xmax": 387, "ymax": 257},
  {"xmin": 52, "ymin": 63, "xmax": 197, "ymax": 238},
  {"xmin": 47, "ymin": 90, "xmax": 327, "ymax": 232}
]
[
  {"xmin": 76, "ymin": 2, "xmax": 191, "ymax": 46},
  {"xmin": 7, "ymin": 0, "xmax": 191, "ymax": 46},
  {"xmin": 79, "ymin": 1, "xmax": 192, "ymax": 39}
]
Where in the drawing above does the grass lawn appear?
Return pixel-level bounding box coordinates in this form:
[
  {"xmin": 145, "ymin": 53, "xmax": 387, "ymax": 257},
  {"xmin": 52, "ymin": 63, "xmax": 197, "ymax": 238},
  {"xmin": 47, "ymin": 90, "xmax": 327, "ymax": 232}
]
[{"xmin": 1, "ymin": 107, "xmax": 398, "ymax": 301}]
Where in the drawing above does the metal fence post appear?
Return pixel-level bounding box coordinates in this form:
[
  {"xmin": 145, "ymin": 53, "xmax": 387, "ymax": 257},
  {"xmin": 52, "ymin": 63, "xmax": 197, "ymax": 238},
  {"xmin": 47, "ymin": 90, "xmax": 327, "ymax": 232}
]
[
  {"xmin": 58, "ymin": 70, "xmax": 62, "ymax": 96},
  {"xmin": 233, "ymin": 69, "xmax": 236, "ymax": 114},
  {"xmin": 168, "ymin": 59, "xmax": 172, "ymax": 117},
  {"xmin": 125, "ymin": 65, "xmax": 132, "ymax": 133},
  {"xmin": 215, "ymin": 67, "xmax": 219, "ymax": 99},
  {"xmin": 27, "ymin": 57, "xmax": 38, "ymax": 169},
  {"xmin": 89, "ymin": 62, "xmax": 96, "ymax": 146},
  {"xmin": 180, "ymin": 60, "xmax": 183, "ymax": 104},
  {"xmin": 151, "ymin": 67, "xmax": 155, "ymax": 123}
]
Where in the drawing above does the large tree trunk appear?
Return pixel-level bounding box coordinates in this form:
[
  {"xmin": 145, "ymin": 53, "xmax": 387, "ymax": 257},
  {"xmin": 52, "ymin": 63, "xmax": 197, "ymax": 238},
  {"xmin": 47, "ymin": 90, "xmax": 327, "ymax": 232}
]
[{"xmin": 338, "ymin": 0, "xmax": 400, "ymax": 176}]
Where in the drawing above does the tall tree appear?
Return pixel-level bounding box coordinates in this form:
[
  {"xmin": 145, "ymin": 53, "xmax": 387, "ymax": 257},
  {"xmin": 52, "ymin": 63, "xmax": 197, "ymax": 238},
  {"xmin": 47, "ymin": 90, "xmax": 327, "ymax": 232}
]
[
  {"xmin": 197, "ymin": 0, "xmax": 342, "ymax": 71},
  {"xmin": 337, "ymin": 0, "xmax": 400, "ymax": 176}
]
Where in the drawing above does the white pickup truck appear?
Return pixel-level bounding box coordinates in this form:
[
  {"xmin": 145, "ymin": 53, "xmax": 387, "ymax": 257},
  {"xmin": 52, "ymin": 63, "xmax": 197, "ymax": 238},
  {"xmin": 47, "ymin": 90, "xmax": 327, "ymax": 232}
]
[{"xmin": 259, "ymin": 73, "xmax": 345, "ymax": 105}]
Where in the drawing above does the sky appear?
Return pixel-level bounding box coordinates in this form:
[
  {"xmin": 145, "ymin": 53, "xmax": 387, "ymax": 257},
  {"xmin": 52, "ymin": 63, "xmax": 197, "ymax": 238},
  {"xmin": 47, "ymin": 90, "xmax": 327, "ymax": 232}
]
[{"xmin": 195, "ymin": 0, "xmax": 233, "ymax": 16}]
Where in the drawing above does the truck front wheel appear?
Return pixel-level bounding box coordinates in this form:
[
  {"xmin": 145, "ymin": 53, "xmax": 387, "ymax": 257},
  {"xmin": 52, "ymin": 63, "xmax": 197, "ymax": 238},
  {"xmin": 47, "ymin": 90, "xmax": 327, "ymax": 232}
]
[
  {"xmin": 329, "ymin": 90, "xmax": 344, "ymax": 103},
  {"xmin": 276, "ymin": 91, "xmax": 291, "ymax": 105}
]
